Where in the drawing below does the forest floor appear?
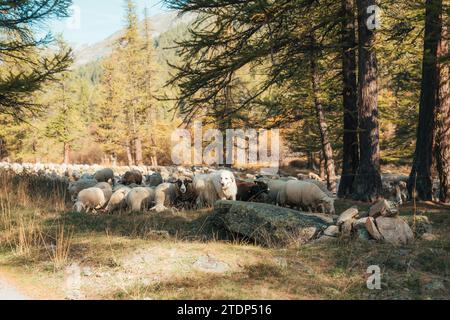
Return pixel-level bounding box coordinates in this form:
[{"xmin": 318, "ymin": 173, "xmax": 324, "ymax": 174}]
[{"xmin": 0, "ymin": 199, "xmax": 448, "ymax": 300}]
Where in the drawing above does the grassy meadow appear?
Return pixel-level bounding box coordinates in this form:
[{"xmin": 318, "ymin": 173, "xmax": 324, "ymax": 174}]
[{"xmin": 0, "ymin": 171, "xmax": 448, "ymax": 300}]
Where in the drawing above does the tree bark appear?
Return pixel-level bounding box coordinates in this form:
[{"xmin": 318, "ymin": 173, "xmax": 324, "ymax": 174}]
[
  {"xmin": 134, "ymin": 137, "xmax": 143, "ymax": 166},
  {"xmin": 435, "ymin": 14, "xmax": 450, "ymax": 203},
  {"xmin": 125, "ymin": 141, "xmax": 134, "ymax": 166},
  {"xmin": 338, "ymin": 0, "xmax": 360, "ymax": 198},
  {"xmin": 352, "ymin": 0, "xmax": 382, "ymax": 202},
  {"xmin": 310, "ymin": 47, "xmax": 337, "ymax": 192},
  {"xmin": 63, "ymin": 142, "xmax": 70, "ymax": 165},
  {"xmin": 408, "ymin": 0, "xmax": 442, "ymax": 200}
]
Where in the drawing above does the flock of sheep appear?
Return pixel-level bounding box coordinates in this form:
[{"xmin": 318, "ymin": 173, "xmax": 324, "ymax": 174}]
[{"xmin": 0, "ymin": 161, "xmax": 418, "ymax": 216}]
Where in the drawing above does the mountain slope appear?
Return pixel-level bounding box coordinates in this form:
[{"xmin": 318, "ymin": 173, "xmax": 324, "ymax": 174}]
[{"xmin": 73, "ymin": 10, "xmax": 194, "ymax": 66}]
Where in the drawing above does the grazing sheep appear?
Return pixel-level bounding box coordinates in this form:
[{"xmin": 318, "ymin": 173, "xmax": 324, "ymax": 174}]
[
  {"xmin": 68, "ymin": 178, "xmax": 98, "ymax": 201},
  {"xmin": 193, "ymin": 170, "xmax": 237, "ymax": 208},
  {"xmin": 302, "ymin": 179, "xmax": 334, "ymax": 197},
  {"xmin": 95, "ymin": 182, "xmax": 113, "ymax": 203},
  {"xmin": 265, "ymin": 180, "xmax": 288, "ymax": 205},
  {"xmin": 236, "ymin": 180, "xmax": 269, "ymax": 202},
  {"xmin": 94, "ymin": 168, "xmax": 114, "ymax": 184},
  {"xmin": 278, "ymin": 180, "xmax": 335, "ymax": 214},
  {"xmin": 150, "ymin": 177, "xmax": 195, "ymax": 212},
  {"xmin": 121, "ymin": 170, "xmax": 143, "ymax": 186},
  {"xmin": 146, "ymin": 172, "xmax": 163, "ymax": 187},
  {"xmin": 126, "ymin": 187, "xmax": 155, "ymax": 212},
  {"xmin": 73, "ymin": 187, "xmax": 107, "ymax": 213},
  {"xmin": 105, "ymin": 186, "xmax": 131, "ymax": 213}
]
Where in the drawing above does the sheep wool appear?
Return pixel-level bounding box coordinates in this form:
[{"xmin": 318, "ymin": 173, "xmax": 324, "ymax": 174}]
[
  {"xmin": 73, "ymin": 187, "xmax": 107, "ymax": 213},
  {"xmin": 279, "ymin": 180, "xmax": 335, "ymax": 214},
  {"xmin": 105, "ymin": 187, "xmax": 131, "ymax": 213},
  {"xmin": 126, "ymin": 187, "xmax": 155, "ymax": 212}
]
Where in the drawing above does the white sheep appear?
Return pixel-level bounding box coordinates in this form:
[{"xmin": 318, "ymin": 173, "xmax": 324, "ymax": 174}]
[
  {"xmin": 95, "ymin": 182, "xmax": 113, "ymax": 203},
  {"xmin": 126, "ymin": 187, "xmax": 155, "ymax": 212},
  {"xmin": 278, "ymin": 180, "xmax": 335, "ymax": 215},
  {"xmin": 105, "ymin": 186, "xmax": 131, "ymax": 213},
  {"xmin": 73, "ymin": 187, "xmax": 107, "ymax": 213},
  {"xmin": 68, "ymin": 178, "xmax": 98, "ymax": 201},
  {"xmin": 265, "ymin": 179, "xmax": 288, "ymax": 205},
  {"xmin": 193, "ymin": 170, "xmax": 237, "ymax": 208}
]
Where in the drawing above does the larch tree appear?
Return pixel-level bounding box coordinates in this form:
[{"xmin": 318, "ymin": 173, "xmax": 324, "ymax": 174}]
[
  {"xmin": 351, "ymin": 0, "xmax": 383, "ymax": 202},
  {"xmin": 408, "ymin": 0, "xmax": 444, "ymax": 200},
  {"xmin": 338, "ymin": 0, "xmax": 359, "ymax": 198},
  {"xmin": 434, "ymin": 3, "xmax": 449, "ymax": 203},
  {"xmin": 0, "ymin": 0, "xmax": 72, "ymax": 118}
]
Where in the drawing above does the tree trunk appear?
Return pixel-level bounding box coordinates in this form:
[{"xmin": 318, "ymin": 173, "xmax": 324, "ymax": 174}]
[
  {"xmin": 63, "ymin": 142, "xmax": 70, "ymax": 165},
  {"xmin": 435, "ymin": 14, "xmax": 450, "ymax": 203},
  {"xmin": 408, "ymin": 0, "xmax": 442, "ymax": 200},
  {"xmin": 338, "ymin": 0, "xmax": 360, "ymax": 198},
  {"xmin": 310, "ymin": 35, "xmax": 337, "ymax": 192},
  {"xmin": 134, "ymin": 137, "xmax": 143, "ymax": 166},
  {"xmin": 352, "ymin": 0, "xmax": 382, "ymax": 202},
  {"xmin": 125, "ymin": 141, "xmax": 134, "ymax": 166}
]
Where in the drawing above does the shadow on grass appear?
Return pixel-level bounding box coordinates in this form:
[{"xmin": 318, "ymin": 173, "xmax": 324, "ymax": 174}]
[{"xmin": 45, "ymin": 210, "xmax": 229, "ymax": 242}]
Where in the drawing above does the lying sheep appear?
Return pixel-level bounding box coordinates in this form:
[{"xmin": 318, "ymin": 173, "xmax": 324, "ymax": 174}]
[
  {"xmin": 68, "ymin": 178, "xmax": 98, "ymax": 201},
  {"xmin": 278, "ymin": 180, "xmax": 335, "ymax": 214},
  {"xmin": 105, "ymin": 186, "xmax": 131, "ymax": 213},
  {"xmin": 193, "ymin": 170, "xmax": 237, "ymax": 208},
  {"xmin": 121, "ymin": 170, "xmax": 143, "ymax": 186},
  {"xmin": 73, "ymin": 187, "xmax": 107, "ymax": 213},
  {"xmin": 150, "ymin": 177, "xmax": 195, "ymax": 213},
  {"xmin": 94, "ymin": 168, "xmax": 114, "ymax": 184},
  {"xmin": 126, "ymin": 187, "xmax": 155, "ymax": 212}
]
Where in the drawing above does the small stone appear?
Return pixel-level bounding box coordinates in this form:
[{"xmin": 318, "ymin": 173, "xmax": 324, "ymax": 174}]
[
  {"xmin": 341, "ymin": 219, "xmax": 354, "ymax": 237},
  {"xmin": 353, "ymin": 217, "xmax": 369, "ymax": 230},
  {"xmin": 324, "ymin": 225, "xmax": 340, "ymax": 237},
  {"xmin": 337, "ymin": 207, "xmax": 359, "ymax": 226},
  {"xmin": 421, "ymin": 233, "xmax": 437, "ymax": 241},
  {"xmin": 365, "ymin": 217, "xmax": 383, "ymax": 241},
  {"xmin": 193, "ymin": 255, "xmax": 230, "ymax": 273},
  {"xmin": 376, "ymin": 217, "xmax": 414, "ymax": 245},
  {"xmin": 298, "ymin": 227, "xmax": 318, "ymax": 244},
  {"xmin": 369, "ymin": 200, "xmax": 394, "ymax": 218}
]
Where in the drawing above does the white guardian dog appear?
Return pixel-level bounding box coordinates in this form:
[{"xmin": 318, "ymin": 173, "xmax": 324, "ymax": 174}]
[{"xmin": 193, "ymin": 170, "xmax": 238, "ymax": 208}]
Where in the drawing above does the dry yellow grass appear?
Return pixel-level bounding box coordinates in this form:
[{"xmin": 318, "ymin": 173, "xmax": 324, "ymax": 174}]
[{"xmin": 0, "ymin": 172, "xmax": 448, "ymax": 300}]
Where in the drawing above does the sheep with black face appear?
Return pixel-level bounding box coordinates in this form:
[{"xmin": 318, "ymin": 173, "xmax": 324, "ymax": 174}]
[{"xmin": 150, "ymin": 177, "xmax": 195, "ymax": 213}]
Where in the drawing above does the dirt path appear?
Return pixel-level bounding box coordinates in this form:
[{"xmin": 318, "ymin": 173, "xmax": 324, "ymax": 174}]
[{"xmin": 0, "ymin": 276, "xmax": 30, "ymax": 300}]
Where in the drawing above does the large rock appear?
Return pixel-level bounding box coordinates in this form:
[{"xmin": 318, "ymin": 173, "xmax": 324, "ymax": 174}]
[
  {"xmin": 210, "ymin": 201, "xmax": 331, "ymax": 246},
  {"xmin": 376, "ymin": 217, "xmax": 414, "ymax": 245}
]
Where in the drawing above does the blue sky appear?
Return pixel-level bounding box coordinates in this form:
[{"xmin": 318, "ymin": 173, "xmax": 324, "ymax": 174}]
[{"xmin": 49, "ymin": 0, "xmax": 168, "ymax": 46}]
